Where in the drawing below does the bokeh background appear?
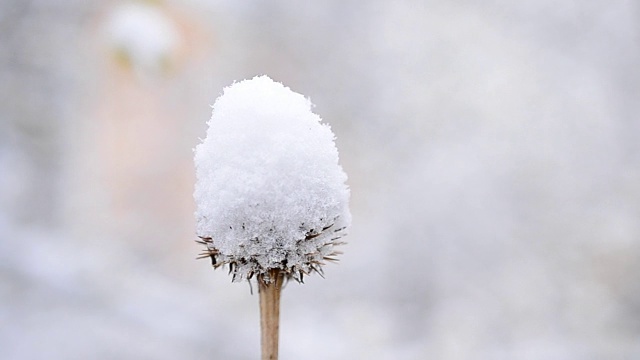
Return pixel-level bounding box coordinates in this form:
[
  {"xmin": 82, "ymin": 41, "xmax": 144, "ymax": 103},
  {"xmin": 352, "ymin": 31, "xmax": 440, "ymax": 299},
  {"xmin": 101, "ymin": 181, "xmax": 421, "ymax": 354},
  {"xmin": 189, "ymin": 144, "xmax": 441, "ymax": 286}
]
[{"xmin": 2, "ymin": 0, "xmax": 640, "ymax": 359}]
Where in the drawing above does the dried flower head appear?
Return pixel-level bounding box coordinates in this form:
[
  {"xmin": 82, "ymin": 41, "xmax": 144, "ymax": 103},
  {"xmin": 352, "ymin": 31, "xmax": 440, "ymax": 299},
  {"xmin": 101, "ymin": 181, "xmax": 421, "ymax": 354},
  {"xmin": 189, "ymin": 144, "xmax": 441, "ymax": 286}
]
[{"xmin": 194, "ymin": 76, "xmax": 351, "ymax": 283}]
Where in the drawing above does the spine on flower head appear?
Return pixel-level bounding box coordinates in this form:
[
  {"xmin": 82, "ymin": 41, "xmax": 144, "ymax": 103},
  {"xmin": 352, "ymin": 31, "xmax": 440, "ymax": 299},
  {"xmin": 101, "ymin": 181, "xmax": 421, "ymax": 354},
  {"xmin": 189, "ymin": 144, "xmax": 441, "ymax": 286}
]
[{"xmin": 194, "ymin": 75, "xmax": 350, "ymax": 283}]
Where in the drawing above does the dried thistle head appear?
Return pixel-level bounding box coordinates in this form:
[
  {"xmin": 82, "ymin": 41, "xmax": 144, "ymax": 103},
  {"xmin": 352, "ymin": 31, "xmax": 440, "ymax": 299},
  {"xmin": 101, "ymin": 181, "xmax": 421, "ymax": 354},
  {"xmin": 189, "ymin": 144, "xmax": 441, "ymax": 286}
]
[
  {"xmin": 193, "ymin": 76, "xmax": 351, "ymax": 284},
  {"xmin": 196, "ymin": 220, "xmax": 347, "ymax": 283}
]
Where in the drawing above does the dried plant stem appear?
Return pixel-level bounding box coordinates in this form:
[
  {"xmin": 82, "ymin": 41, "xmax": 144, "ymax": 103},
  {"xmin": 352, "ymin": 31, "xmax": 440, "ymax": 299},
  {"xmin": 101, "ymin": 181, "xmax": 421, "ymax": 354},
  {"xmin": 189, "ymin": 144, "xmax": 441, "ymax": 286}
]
[{"xmin": 259, "ymin": 269, "xmax": 284, "ymax": 360}]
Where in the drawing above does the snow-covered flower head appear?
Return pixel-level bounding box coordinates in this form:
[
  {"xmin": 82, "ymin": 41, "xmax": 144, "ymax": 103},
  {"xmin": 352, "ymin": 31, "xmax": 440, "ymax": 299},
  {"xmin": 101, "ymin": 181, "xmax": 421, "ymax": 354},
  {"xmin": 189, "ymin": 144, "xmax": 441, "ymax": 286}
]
[{"xmin": 194, "ymin": 76, "xmax": 350, "ymax": 283}]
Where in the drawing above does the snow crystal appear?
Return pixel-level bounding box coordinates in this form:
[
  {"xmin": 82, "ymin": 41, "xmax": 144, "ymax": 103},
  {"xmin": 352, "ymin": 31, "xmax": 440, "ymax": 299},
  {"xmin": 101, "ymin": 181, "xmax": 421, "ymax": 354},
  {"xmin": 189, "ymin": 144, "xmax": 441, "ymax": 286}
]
[{"xmin": 194, "ymin": 76, "xmax": 350, "ymax": 282}]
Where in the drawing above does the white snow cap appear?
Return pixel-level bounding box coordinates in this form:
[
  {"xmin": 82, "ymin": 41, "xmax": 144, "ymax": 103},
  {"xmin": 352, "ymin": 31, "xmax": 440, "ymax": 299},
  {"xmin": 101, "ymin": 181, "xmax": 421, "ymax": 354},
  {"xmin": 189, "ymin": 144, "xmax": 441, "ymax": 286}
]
[{"xmin": 194, "ymin": 75, "xmax": 350, "ymax": 282}]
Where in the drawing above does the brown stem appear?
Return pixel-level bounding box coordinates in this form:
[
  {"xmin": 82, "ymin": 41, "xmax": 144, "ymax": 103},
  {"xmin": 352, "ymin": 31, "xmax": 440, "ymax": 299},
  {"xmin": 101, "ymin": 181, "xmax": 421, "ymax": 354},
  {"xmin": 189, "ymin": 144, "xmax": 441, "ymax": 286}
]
[{"xmin": 259, "ymin": 269, "xmax": 284, "ymax": 360}]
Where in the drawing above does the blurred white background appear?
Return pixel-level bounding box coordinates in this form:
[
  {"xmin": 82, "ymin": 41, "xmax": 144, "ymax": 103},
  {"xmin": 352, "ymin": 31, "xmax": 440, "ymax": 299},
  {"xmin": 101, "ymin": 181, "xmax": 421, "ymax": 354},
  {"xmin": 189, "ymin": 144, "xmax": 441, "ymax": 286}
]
[{"xmin": 1, "ymin": 0, "xmax": 639, "ymax": 359}]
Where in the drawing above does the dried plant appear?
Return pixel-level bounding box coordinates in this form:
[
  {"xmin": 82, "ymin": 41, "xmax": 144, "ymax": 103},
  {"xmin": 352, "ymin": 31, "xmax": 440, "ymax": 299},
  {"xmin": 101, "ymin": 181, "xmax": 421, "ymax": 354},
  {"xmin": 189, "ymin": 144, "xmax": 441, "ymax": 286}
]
[{"xmin": 194, "ymin": 76, "xmax": 350, "ymax": 360}]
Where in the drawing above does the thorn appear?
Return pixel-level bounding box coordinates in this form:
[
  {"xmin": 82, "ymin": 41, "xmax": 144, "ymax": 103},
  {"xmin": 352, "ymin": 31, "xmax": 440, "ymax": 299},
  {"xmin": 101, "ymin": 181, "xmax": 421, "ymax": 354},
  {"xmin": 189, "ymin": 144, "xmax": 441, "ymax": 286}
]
[
  {"xmin": 306, "ymin": 232, "xmax": 322, "ymax": 240},
  {"xmin": 321, "ymin": 223, "xmax": 335, "ymax": 232}
]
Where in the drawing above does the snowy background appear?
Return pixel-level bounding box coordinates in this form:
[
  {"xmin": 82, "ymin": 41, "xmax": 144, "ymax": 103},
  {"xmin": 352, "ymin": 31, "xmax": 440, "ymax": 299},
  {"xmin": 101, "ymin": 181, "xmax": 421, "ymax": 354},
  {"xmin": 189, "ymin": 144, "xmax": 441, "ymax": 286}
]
[{"xmin": 1, "ymin": 1, "xmax": 640, "ymax": 359}]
